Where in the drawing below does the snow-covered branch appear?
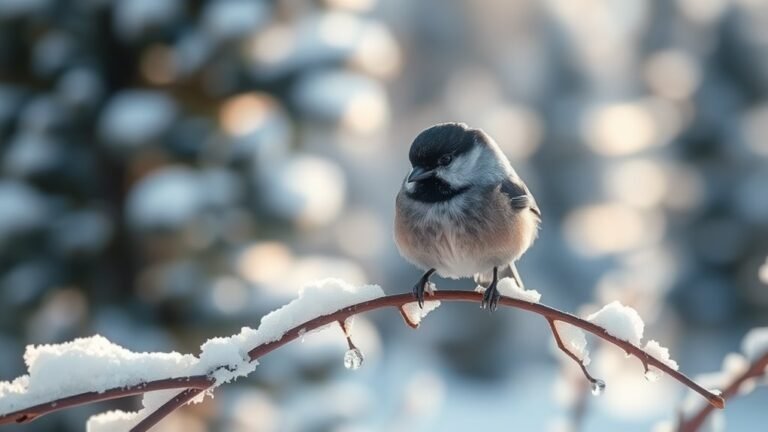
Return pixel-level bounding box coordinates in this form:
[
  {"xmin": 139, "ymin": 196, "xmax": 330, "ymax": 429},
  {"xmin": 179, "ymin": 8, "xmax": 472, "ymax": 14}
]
[
  {"xmin": 677, "ymin": 328, "xmax": 768, "ymax": 432},
  {"xmin": 0, "ymin": 279, "xmax": 725, "ymax": 431}
]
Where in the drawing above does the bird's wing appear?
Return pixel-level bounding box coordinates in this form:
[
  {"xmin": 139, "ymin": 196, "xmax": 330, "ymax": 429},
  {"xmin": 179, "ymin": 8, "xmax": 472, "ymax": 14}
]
[{"xmin": 500, "ymin": 176, "xmax": 541, "ymax": 219}]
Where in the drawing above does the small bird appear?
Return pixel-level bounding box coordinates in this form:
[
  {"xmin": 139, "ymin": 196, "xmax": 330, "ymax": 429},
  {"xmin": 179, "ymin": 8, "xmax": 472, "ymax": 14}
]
[{"xmin": 394, "ymin": 122, "xmax": 541, "ymax": 311}]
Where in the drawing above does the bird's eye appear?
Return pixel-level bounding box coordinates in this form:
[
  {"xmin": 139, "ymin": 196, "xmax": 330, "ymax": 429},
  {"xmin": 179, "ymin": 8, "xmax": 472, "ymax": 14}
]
[{"xmin": 438, "ymin": 155, "xmax": 453, "ymax": 166}]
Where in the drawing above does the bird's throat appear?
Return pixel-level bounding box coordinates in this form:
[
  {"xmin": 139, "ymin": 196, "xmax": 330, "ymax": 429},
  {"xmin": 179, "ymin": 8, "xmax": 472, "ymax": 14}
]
[{"xmin": 405, "ymin": 177, "xmax": 469, "ymax": 203}]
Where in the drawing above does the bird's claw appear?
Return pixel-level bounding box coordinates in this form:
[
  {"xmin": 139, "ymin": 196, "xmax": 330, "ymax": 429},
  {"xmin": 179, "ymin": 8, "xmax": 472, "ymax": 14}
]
[
  {"xmin": 411, "ymin": 269, "xmax": 435, "ymax": 309},
  {"xmin": 412, "ymin": 280, "xmax": 426, "ymax": 308},
  {"xmin": 481, "ymin": 281, "xmax": 500, "ymax": 312}
]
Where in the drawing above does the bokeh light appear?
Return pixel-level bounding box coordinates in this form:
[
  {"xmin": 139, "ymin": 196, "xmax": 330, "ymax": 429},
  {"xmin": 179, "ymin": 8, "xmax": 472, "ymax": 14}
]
[{"xmin": 0, "ymin": 0, "xmax": 766, "ymax": 430}]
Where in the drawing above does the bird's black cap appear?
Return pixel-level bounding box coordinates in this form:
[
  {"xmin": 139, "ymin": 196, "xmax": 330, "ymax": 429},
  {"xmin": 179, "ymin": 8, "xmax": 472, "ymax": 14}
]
[{"xmin": 409, "ymin": 122, "xmax": 481, "ymax": 168}]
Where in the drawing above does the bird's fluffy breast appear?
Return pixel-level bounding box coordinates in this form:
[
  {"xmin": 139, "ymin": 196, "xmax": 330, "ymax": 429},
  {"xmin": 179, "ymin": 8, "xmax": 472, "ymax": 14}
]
[{"xmin": 394, "ymin": 187, "xmax": 538, "ymax": 278}]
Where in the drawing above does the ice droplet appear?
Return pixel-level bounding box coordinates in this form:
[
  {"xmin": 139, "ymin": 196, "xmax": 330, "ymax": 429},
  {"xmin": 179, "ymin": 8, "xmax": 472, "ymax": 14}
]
[
  {"xmin": 343, "ymin": 348, "xmax": 364, "ymax": 370},
  {"xmin": 591, "ymin": 379, "xmax": 606, "ymax": 396},
  {"xmin": 298, "ymin": 328, "xmax": 306, "ymax": 343}
]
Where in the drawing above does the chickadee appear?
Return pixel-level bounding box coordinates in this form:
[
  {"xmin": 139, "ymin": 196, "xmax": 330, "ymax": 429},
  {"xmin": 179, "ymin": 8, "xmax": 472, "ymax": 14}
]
[{"xmin": 394, "ymin": 122, "xmax": 541, "ymax": 311}]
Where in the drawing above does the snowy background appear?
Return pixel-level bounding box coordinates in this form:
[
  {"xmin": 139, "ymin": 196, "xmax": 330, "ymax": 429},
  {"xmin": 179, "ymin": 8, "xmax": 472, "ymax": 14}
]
[{"xmin": 1, "ymin": 0, "xmax": 767, "ymax": 430}]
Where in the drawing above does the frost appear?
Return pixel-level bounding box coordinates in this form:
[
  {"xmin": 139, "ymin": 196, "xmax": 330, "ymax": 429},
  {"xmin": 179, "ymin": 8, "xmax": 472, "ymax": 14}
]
[
  {"xmin": 741, "ymin": 327, "xmax": 768, "ymax": 361},
  {"xmin": 554, "ymin": 322, "xmax": 590, "ymax": 365},
  {"xmin": 0, "ymin": 278, "xmax": 384, "ymax": 428},
  {"xmin": 495, "ymin": 277, "xmax": 541, "ymax": 303},
  {"xmin": 587, "ymin": 301, "xmax": 645, "ymax": 345}
]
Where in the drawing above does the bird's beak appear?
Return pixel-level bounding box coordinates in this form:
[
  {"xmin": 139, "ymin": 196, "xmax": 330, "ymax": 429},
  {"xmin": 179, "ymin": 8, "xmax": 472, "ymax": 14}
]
[{"xmin": 407, "ymin": 166, "xmax": 434, "ymax": 183}]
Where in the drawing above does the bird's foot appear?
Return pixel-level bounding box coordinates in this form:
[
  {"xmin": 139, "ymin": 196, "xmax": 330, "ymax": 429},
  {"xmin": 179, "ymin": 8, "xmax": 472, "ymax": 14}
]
[
  {"xmin": 411, "ymin": 270, "xmax": 435, "ymax": 309},
  {"xmin": 481, "ymin": 279, "xmax": 501, "ymax": 312},
  {"xmin": 412, "ymin": 280, "xmax": 426, "ymax": 309}
]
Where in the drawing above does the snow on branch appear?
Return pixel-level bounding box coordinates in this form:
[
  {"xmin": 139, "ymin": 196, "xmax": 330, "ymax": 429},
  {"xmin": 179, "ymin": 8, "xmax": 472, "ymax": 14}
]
[
  {"xmin": 677, "ymin": 327, "xmax": 768, "ymax": 432},
  {"xmin": 0, "ymin": 278, "xmax": 725, "ymax": 431}
]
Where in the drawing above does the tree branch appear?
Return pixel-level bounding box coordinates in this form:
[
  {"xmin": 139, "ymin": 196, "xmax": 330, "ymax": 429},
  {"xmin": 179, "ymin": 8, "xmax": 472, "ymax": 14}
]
[
  {"xmin": 678, "ymin": 351, "xmax": 768, "ymax": 432},
  {"xmin": 0, "ymin": 290, "xmax": 725, "ymax": 431},
  {"xmin": 0, "ymin": 376, "xmax": 212, "ymax": 425}
]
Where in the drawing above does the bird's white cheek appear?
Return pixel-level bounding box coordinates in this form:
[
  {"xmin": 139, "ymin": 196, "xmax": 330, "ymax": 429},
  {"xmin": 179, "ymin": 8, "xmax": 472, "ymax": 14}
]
[{"xmin": 405, "ymin": 181, "xmax": 415, "ymax": 193}]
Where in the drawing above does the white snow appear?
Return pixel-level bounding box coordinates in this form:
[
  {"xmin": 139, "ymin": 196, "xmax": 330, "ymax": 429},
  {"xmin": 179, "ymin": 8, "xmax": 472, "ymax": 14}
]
[
  {"xmin": 87, "ymin": 409, "xmax": 141, "ymax": 432},
  {"xmin": 495, "ymin": 277, "xmax": 541, "ymax": 303},
  {"xmin": 741, "ymin": 327, "xmax": 768, "ymax": 361},
  {"xmin": 86, "ymin": 389, "xmax": 180, "ymax": 432},
  {"xmin": 587, "ymin": 301, "xmax": 645, "ymax": 345},
  {"xmin": 401, "ymin": 300, "xmax": 441, "ymax": 327},
  {"xmin": 0, "ymin": 336, "xmax": 198, "ymax": 415},
  {"xmin": 554, "ymin": 322, "xmax": 590, "ymax": 365},
  {"xmin": 643, "ymin": 340, "xmax": 679, "ymax": 381},
  {"xmin": 0, "ymin": 278, "xmax": 384, "ymax": 428},
  {"xmin": 240, "ymin": 278, "xmax": 382, "ymax": 348}
]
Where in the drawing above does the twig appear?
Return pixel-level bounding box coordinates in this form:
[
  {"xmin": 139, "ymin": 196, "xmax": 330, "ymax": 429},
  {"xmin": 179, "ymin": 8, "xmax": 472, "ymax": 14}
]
[
  {"xmin": 678, "ymin": 352, "xmax": 768, "ymax": 432},
  {"xmin": 547, "ymin": 318, "xmax": 600, "ymax": 385},
  {"xmin": 0, "ymin": 290, "xmax": 725, "ymax": 431},
  {"xmin": 0, "ymin": 376, "xmax": 212, "ymax": 425},
  {"xmin": 132, "ymin": 388, "xmax": 205, "ymax": 431}
]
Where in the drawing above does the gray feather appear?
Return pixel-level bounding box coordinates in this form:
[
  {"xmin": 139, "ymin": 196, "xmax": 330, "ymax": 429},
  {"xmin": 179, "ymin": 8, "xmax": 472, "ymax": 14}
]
[{"xmin": 501, "ymin": 176, "xmax": 541, "ymax": 220}]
